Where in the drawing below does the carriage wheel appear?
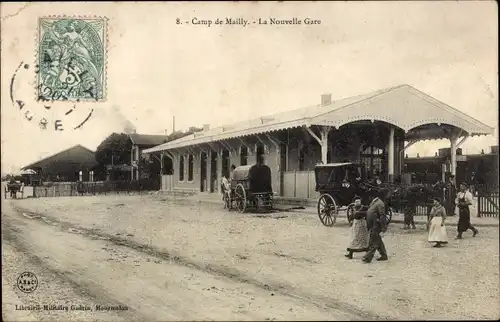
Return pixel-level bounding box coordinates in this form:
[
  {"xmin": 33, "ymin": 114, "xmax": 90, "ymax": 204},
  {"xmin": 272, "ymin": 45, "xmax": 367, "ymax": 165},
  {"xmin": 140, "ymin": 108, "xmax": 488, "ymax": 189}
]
[
  {"xmin": 346, "ymin": 203, "xmax": 355, "ymax": 226},
  {"xmin": 317, "ymin": 194, "xmax": 338, "ymax": 227},
  {"xmin": 235, "ymin": 184, "xmax": 247, "ymax": 213}
]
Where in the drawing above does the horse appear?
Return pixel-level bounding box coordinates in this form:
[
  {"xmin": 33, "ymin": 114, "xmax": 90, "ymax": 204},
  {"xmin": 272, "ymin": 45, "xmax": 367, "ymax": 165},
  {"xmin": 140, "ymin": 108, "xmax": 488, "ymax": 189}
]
[{"xmin": 386, "ymin": 182, "xmax": 445, "ymax": 228}]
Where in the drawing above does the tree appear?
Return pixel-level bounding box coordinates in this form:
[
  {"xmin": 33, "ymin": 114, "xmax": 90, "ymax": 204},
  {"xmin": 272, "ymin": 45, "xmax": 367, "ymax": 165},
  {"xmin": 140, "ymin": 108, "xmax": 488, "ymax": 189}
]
[{"xmin": 95, "ymin": 133, "xmax": 133, "ymax": 166}]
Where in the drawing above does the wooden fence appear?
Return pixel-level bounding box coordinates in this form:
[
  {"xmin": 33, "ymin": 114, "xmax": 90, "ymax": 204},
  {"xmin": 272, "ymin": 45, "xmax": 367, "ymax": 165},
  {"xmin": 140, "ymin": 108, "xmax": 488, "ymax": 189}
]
[
  {"xmin": 477, "ymin": 184, "xmax": 499, "ymax": 218},
  {"xmin": 33, "ymin": 179, "xmax": 161, "ymax": 198}
]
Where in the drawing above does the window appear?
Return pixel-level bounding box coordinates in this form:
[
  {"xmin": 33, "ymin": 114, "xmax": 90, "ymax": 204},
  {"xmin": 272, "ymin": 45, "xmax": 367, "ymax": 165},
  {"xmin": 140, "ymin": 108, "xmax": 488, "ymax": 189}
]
[
  {"xmin": 89, "ymin": 171, "xmax": 94, "ymax": 182},
  {"xmin": 179, "ymin": 156, "xmax": 185, "ymax": 181},
  {"xmin": 78, "ymin": 171, "xmax": 83, "ymax": 182},
  {"xmin": 240, "ymin": 146, "xmax": 248, "ymax": 166},
  {"xmin": 188, "ymin": 154, "xmax": 194, "ymax": 181},
  {"xmin": 361, "ymin": 146, "xmax": 385, "ymax": 178}
]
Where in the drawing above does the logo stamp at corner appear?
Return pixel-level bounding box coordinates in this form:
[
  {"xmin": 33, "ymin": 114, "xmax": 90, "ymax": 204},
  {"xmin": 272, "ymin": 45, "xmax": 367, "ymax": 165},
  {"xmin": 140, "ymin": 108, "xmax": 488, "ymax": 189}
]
[
  {"xmin": 37, "ymin": 17, "xmax": 107, "ymax": 102},
  {"xmin": 17, "ymin": 271, "xmax": 38, "ymax": 293}
]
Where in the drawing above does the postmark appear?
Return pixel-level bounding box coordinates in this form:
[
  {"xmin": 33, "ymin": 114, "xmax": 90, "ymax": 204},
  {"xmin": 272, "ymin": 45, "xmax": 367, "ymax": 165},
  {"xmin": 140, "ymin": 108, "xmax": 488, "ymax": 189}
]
[
  {"xmin": 17, "ymin": 271, "xmax": 38, "ymax": 293},
  {"xmin": 10, "ymin": 61, "xmax": 94, "ymax": 131},
  {"xmin": 37, "ymin": 17, "xmax": 107, "ymax": 102}
]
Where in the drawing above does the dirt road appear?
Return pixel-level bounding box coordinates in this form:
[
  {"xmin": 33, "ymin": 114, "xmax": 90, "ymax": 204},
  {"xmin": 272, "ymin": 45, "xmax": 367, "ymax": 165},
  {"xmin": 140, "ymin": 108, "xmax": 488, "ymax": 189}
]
[
  {"xmin": 2, "ymin": 194, "xmax": 499, "ymax": 320},
  {"xmin": 2, "ymin": 200, "xmax": 367, "ymax": 321}
]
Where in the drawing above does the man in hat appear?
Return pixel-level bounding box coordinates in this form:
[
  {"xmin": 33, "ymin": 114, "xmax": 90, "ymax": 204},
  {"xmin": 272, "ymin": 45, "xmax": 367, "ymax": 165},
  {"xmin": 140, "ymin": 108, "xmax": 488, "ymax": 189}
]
[
  {"xmin": 444, "ymin": 175, "xmax": 457, "ymax": 216},
  {"xmin": 362, "ymin": 189, "xmax": 389, "ymax": 263}
]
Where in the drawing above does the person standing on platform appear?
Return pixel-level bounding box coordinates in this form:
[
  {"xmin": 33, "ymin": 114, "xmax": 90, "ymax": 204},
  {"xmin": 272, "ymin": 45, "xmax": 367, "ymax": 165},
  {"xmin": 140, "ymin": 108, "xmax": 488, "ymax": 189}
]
[
  {"xmin": 427, "ymin": 197, "xmax": 448, "ymax": 247},
  {"xmin": 455, "ymin": 183, "xmax": 479, "ymax": 239}
]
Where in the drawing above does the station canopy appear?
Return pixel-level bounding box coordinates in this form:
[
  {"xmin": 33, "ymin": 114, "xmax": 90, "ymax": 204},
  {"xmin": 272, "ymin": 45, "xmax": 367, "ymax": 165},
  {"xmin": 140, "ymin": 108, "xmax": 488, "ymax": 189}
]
[{"xmin": 143, "ymin": 84, "xmax": 494, "ymax": 154}]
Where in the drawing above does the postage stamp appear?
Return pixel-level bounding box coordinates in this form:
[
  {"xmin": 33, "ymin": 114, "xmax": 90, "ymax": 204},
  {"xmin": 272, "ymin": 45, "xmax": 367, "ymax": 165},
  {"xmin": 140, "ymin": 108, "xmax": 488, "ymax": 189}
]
[{"xmin": 37, "ymin": 17, "xmax": 107, "ymax": 102}]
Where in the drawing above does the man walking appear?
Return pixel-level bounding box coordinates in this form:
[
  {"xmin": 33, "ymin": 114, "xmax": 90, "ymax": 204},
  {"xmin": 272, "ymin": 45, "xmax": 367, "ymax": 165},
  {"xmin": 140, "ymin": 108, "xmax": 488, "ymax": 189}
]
[{"xmin": 363, "ymin": 189, "xmax": 389, "ymax": 263}]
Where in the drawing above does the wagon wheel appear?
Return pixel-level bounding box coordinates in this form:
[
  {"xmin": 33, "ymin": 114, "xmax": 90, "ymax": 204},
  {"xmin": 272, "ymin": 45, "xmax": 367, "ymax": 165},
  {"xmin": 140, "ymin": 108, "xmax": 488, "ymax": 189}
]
[
  {"xmin": 346, "ymin": 203, "xmax": 355, "ymax": 226},
  {"xmin": 317, "ymin": 194, "xmax": 338, "ymax": 227},
  {"xmin": 235, "ymin": 184, "xmax": 247, "ymax": 213}
]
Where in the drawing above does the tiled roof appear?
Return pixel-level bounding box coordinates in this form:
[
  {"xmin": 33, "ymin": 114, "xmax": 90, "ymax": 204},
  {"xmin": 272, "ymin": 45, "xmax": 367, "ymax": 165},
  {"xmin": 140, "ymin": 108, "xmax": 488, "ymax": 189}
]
[
  {"xmin": 21, "ymin": 145, "xmax": 97, "ymax": 170},
  {"xmin": 143, "ymin": 85, "xmax": 494, "ymax": 154}
]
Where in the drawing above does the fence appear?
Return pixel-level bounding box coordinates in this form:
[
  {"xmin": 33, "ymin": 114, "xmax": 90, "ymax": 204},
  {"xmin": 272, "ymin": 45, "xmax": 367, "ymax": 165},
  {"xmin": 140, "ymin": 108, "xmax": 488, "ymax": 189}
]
[
  {"xmin": 282, "ymin": 171, "xmax": 318, "ymax": 199},
  {"xmin": 33, "ymin": 179, "xmax": 161, "ymax": 198},
  {"xmin": 477, "ymin": 184, "xmax": 499, "ymax": 218}
]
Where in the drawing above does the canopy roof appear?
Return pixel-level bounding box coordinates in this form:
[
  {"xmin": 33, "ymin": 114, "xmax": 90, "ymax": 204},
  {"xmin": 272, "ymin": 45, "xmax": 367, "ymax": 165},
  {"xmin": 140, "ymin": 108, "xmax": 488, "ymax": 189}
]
[
  {"xmin": 128, "ymin": 133, "xmax": 169, "ymax": 146},
  {"xmin": 144, "ymin": 84, "xmax": 494, "ymax": 154}
]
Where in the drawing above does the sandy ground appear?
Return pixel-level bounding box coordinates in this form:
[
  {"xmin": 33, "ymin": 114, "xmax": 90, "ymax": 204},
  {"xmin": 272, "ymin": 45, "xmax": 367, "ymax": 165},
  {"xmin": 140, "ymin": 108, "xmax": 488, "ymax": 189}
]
[{"xmin": 2, "ymin": 194, "xmax": 499, "ymax": 321}]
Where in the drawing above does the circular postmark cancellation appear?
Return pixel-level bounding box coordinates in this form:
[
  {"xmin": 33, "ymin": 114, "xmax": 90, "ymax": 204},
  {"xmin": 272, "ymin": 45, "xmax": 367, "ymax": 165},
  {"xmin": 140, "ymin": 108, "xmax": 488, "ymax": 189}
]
[
  {"xmin": 10, "ymin": 62, "xmax": 94, "ymax": 131},
  {"xmin": 17, "ymin": 271, "xmax": 39, "ymax": 293}
]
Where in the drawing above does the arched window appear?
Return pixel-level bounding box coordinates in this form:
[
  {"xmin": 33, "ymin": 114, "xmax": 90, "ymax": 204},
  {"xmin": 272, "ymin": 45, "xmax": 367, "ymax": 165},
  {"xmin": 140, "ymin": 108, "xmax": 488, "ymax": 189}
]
[
  {"xmin": 179, "ymin": 156, "xmax": 185, "ymax": 181},
  {"xmin": 240, "ymin": 146, "xmax": 248, "ymax": 166},
  {"xmin": 188, "ymin": 154, "xmax": 194, "ymax": 181}
]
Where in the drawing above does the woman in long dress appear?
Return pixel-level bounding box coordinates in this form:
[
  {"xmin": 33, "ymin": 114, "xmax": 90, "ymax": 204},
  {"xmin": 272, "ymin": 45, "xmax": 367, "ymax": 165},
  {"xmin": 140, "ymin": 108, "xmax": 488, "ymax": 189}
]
[
  {"xmin": 345, "ymin": 197, "xmax": 369, "ymax": 259},
  {"xmin": 427, "ymin": 197, "xmax": 448, "ymax": 247},
  {"xmin": 455, "ymin": 182, "xmax": 479, "ymax": 239}
]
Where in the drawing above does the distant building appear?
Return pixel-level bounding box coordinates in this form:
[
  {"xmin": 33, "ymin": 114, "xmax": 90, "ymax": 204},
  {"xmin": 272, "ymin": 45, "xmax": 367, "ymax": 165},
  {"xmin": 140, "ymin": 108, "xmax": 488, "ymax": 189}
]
[
  {"xmin": 20, "ymin": 145, "xmax": 98, "ymax": 183},
  {"xmin": 128, "ymin": 133, "xmax": 170, "ymax": 181},
  {"xmin": 405, "ymin": 145, "xmax": 499, "ymax": 185}
]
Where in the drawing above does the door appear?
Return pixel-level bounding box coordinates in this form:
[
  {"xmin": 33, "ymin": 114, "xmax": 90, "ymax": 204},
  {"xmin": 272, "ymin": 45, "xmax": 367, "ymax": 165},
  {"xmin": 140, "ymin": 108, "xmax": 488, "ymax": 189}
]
[
  {"xmin": 210, "ymin": 151, "xmax": 217, "ymax": 192},
  {"xmin": 222, "ymin": 150, "xmax": 230, "ymax": 178},
  {"xmin": 200, "ymin": 152, "xmax": 207, "ymax": 192},
  {"xmin": 279, "ymin": 143, "xmax": 287, "ymax": 196}
]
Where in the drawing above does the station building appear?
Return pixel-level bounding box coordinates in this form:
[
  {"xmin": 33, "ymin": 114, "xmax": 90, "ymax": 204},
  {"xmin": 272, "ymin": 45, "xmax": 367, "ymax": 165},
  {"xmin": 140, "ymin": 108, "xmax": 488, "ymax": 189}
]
[{"xmin": 143, "ymin": 84, "xmax": 494, "ymax": 199}]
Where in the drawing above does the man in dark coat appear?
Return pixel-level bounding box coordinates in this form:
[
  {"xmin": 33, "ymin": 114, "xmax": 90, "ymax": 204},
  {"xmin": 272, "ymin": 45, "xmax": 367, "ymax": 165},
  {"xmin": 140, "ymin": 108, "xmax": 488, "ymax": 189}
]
[{"xmin": 362, "ymin": 189, "xmax": 389, "ymax": 263}]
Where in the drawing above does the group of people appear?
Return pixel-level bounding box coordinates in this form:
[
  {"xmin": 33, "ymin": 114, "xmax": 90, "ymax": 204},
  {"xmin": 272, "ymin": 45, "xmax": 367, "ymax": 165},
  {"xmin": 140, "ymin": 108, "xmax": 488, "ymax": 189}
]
[
  {"xmin": 345, "ymin": 180, "xmax": 479, "ymax": 262},
  {"xmin": 345, "ymin": 189, "xmax": 389, "ymax": 263}
]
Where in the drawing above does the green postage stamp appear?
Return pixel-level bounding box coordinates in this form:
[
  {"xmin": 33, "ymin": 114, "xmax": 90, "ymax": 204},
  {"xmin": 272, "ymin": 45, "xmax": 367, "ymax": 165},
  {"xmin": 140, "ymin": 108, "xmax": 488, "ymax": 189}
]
[{"xmin": 37, "ymin": 17, "xmax": 107, "ymax": 101}]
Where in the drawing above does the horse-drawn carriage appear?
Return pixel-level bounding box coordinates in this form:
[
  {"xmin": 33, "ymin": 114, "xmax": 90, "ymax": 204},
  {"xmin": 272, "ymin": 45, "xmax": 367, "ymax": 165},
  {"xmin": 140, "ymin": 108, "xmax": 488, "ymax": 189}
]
[
  {"xmin": 4, "ymin": 181, "xmax": 24, "ymax": 199},
  {"xmin": 314, "ymin": 163, "xmax": 393, "ymax": 227},
  {"xmin": 222, "ymin": 164, "xmax": 274, "ymax": 213}
]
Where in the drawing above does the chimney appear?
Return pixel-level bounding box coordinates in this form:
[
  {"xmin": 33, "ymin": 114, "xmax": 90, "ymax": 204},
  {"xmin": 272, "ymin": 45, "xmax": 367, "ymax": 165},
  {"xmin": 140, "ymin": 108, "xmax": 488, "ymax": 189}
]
[
  {"xmin": 203, "ymin": 124, "xmax": 210, "ymax": 132},
  {"xmin": 321, "ymin": 93, "xmax": 332, "ymax": 106},
  {"xmin": 172, "ymin": 116, "xmax": 176, "ymax": 133},
  {"xmin": 164, "ymin": 129, "xmax": 168, "ymax": 135}
]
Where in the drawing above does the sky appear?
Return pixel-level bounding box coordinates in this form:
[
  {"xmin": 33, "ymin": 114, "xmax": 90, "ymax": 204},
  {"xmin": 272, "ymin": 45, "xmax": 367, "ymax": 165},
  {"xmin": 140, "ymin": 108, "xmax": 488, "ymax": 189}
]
[{"xmin": 1, "ymin": 1, "xmax": 498, "ymax": 174}]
